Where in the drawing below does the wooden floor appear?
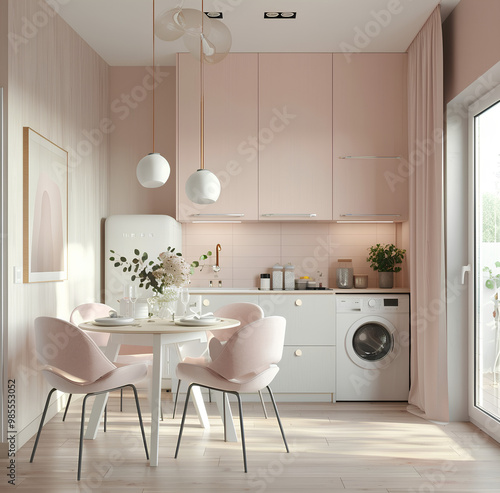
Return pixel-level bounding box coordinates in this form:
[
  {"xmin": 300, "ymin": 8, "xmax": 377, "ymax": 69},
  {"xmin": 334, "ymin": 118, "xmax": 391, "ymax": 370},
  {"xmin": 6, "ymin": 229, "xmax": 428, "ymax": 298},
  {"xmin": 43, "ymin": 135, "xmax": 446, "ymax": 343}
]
[{"xmin": 5, "ymin": 391, "xmax": 500, "ymax": 492}]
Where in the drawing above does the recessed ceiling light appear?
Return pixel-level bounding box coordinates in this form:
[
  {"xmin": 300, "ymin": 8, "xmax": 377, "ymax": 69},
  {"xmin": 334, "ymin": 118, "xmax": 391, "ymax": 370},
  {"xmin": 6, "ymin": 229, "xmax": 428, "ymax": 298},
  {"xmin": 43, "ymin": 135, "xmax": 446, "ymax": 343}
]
[
  {"xmin": 264, "ymin": 11, "xmax": 297, "ymax": 19},
  {"xmin": 205, "ymin": 11, "xmax": 223, "ymax": 19}
]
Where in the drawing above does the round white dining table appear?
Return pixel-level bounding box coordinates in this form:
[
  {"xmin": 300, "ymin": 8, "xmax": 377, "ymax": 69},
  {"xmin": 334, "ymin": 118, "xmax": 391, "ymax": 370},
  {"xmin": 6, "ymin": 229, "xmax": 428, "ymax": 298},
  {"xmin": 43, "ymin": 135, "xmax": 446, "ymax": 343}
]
[{"xmin": 79, "ymin": 317, "xmax": 240, "ymax": 466}]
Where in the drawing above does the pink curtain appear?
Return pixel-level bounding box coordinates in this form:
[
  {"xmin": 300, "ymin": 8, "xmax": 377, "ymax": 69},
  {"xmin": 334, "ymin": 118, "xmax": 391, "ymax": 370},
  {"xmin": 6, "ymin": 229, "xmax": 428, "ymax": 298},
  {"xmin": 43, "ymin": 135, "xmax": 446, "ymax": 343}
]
[{"xmin": 407, "ymin": 7, "xmax": 448, "ymax": 422}]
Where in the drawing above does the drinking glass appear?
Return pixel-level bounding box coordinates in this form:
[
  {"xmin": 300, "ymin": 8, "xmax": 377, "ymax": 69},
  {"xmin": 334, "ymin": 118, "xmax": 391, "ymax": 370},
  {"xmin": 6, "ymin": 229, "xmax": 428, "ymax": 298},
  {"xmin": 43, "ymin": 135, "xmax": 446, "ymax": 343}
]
[
  {"xmin": 122, "ymin": 284, "xmax": 131, "ymax": 317},
  {"xmin": 129, "ymin": 284, "xmax": 139, "ymax": 318},
  {"xmin": 179, "ymin": 287, "xmax": 190, "ymax": 317}
]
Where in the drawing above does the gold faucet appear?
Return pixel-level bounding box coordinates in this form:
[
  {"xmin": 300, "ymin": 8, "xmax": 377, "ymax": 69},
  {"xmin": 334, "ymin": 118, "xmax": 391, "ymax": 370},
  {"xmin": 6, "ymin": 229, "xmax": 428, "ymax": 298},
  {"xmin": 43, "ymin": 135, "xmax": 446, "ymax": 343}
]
[{"xmin": 213, "ymin": 244, "xmax": 221, "ymax": 272}]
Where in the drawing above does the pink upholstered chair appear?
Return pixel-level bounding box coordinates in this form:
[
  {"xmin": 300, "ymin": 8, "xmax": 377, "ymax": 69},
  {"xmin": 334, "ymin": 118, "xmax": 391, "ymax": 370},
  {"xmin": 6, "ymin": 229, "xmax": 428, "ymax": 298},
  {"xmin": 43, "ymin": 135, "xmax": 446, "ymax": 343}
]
[
  {"xmin": 172, "ymin": 302, "xmax": 265, "ymax": 418},
  {"xmin": 30, "ymin": 317, "xmax": 149, "ymax": 481},
  {"xmin": 68, "ymin": 303, "xmax": 154, "ymax": 420},
  {"xmin": 174, "ymin": 315, "xmax": 289, "ymax": 472}
]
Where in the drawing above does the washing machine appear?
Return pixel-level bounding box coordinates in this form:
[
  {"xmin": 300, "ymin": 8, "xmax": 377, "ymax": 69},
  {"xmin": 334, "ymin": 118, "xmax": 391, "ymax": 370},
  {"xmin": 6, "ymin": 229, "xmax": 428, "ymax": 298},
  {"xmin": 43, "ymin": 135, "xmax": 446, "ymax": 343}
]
[{"xmin": 336, "ymin": 294, "xmax": 410, "ymax": 401}]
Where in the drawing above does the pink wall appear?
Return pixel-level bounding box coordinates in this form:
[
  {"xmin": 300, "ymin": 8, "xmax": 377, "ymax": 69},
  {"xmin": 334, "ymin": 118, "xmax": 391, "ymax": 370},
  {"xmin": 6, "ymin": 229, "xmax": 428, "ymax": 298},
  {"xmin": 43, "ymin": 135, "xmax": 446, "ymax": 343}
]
[
  {"xmin": 108, "ymin": 66, "xmax": 177, "ymax": 216},
  {"xmin": 183, "ymin": 222, "xmax": 407, "ymax": 290},
  {"xmin": 443, "ymin": 0, "xmax": 500, "ymax": 103}
]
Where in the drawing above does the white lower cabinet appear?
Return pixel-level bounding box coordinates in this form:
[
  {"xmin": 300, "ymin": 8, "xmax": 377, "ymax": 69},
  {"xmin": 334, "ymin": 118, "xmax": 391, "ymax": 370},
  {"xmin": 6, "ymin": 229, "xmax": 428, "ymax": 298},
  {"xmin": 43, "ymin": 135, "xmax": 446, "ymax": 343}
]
[
  {"xmin": 195, "ymin": 292, "xmax": 336, "ymax": 402},
  {"xmin": 271, "ymin": 346, "xmax": 335, "ymax": 395}
]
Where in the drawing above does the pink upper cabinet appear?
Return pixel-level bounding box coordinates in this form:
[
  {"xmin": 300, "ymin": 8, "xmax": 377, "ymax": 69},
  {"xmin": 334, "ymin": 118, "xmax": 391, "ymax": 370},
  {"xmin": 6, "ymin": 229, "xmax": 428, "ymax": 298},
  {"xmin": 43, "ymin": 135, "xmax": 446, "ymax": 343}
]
[
  {"xmin": 177, "ymin": 53, "xmax": 259, "ymax": 221},
  {"xmin": 332, "ymin": 53, "xmax": 408, "ymax": 221},
  {"xmin": 258, "ymin": 54, "xmax": 333, "ymax": 221}
]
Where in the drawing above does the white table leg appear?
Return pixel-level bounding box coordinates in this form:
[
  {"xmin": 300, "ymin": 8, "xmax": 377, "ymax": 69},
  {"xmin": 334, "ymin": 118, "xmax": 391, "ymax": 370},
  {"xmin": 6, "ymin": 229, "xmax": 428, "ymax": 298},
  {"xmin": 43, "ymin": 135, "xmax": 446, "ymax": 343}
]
[
  {"xmin": 191, "ymin": 386, "xmax": 210, "ymax": 429},
  {"xmin": 150, "ymin": 334, "xmax": 163, "ymax": 466},
  {"xmin": 215, "ymin": 391, "xmax": 237, "ymax": 442},
  {"xmin": 84, "ymin": 337, "xmax": 121, "ymax": 439}
]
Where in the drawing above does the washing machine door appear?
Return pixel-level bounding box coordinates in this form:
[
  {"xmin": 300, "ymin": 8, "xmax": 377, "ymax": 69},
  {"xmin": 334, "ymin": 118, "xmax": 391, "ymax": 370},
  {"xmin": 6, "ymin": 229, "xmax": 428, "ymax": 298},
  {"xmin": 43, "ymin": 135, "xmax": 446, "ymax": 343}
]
[{"xmin": 345, "ymin": 316, "xmax": 397, "ymax": 370}]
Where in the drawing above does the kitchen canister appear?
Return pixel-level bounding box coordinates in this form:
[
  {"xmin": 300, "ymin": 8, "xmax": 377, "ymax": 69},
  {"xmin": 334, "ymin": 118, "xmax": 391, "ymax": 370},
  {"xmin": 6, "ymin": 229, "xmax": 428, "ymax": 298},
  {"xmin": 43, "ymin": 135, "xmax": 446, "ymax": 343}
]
[
  {"xmin": 260, "ymin": 273, "xmax": 271, "ymax": 290},
  {"xmin": 336, "ymin": 258, "xmax": 354, "ymax": 289},
  {"xmin": 272, "ymin": 263, "xmax": 284, "ymax": 290},
  {"xmin": 284, "ymin": 263, "xmax": 295, "ymax": 290},
  {"xmin": 354, "ymin": 274, "xmax": 368, "ymax": 289}
]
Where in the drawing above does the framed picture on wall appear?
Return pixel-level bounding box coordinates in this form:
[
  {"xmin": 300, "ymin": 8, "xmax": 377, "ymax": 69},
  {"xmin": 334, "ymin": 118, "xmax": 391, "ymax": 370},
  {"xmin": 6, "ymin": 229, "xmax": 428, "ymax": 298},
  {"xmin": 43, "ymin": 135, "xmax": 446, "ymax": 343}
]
[{"xmin": 23, "ymin": 127, "xmax": 68, "ymax": 283}]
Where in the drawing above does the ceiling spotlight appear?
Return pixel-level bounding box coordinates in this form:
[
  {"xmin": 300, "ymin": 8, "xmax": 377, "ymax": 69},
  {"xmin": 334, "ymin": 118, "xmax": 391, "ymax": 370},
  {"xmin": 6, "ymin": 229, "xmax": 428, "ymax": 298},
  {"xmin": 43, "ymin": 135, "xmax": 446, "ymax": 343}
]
[
  {"xmin": 264, "ymin": 11, "xmax": 297, "ymax": 19},
  {"xmin": 205, "ymin": 11, "xmax": 223, "ymax": 18}
]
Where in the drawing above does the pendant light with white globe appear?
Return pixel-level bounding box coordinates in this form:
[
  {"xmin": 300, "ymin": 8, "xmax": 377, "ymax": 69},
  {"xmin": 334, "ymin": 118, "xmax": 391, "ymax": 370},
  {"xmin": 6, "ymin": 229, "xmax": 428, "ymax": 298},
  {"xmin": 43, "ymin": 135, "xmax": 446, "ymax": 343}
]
[
  {"xmin": 185, "ymin": 0, "xmax": 221, "ymax": 205},
  {"xmin": 136, "ymin": 0, "xmax": 170, "ymax": 189}
]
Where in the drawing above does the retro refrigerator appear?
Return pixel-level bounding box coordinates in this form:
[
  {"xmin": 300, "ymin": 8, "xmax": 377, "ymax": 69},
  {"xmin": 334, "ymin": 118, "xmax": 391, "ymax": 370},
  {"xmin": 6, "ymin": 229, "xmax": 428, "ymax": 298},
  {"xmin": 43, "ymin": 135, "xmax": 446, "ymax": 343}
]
[{"xmin": 104, "ymin": 214, "xmax": 182, "ymax": 312}]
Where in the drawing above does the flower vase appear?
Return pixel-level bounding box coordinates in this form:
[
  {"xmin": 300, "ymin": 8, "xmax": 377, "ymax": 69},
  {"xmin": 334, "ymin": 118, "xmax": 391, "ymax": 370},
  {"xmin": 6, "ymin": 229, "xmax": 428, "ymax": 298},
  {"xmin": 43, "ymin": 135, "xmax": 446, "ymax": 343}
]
[{"xmin": 151, "ymin": 287, "xmax": 179, "ymax": 320}]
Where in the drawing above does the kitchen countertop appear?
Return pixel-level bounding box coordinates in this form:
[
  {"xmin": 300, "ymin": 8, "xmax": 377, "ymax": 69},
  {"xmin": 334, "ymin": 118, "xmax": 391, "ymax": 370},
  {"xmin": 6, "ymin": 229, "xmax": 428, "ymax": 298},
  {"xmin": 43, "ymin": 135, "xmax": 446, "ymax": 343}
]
[{"xmin": 189, "ymin": 288, "xmax": 410, "ymax": 295}]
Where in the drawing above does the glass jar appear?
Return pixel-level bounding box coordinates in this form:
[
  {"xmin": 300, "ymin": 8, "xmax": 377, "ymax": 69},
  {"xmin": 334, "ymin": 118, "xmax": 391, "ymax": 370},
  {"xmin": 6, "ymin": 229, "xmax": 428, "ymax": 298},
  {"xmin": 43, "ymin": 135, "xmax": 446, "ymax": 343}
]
[
  {"xmin": 336, "ymin": 259, "xmax": 354, "ymax": 289},
  {"xmin": 272, "ymin": 263, "xmax": 284, "ymax": 290},
  {"xmin": 284, "ymin": 263, "xmax": 295, "ymax": 290},
  {"xmin": 260, "ymin": 273, "xmax": 271, "ymax": 290}
]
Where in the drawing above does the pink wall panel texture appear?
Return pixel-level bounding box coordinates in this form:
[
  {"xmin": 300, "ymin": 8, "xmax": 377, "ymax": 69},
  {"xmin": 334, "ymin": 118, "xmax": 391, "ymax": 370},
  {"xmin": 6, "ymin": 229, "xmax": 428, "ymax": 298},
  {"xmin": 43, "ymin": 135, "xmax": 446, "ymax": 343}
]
[
  {"xmin": 183, "ymin": 222, "xmax": 406, "ymax": 290},
  {"xmin": 443, "ymin": 0, "xmax": 500, "ymax": 104},
  {"xmin": 108, "ymin": 66, "xmax": 177, "ymax": 216}
]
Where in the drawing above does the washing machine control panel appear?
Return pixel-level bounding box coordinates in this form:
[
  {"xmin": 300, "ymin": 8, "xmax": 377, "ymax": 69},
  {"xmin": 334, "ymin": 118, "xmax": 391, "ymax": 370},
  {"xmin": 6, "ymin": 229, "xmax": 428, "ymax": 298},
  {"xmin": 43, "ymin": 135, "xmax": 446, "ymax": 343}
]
[{"xmin": 336, "ymin": 294, "xmax": 409, "ymax": 313}]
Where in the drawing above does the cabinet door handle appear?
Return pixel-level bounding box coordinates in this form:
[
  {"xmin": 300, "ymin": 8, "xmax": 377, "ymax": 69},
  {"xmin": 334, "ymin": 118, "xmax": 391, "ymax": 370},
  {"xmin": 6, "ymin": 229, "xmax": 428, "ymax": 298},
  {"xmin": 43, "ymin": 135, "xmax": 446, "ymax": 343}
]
[
  {"xmin": 340, "ymin": 214, "xmax": 401, "ymax": 217},
  {"xmin": 295, "ymin": 299, "xmax": 302, "ymax": 306},
  {"xmin": 339, "ymin": 155, "xmax": 401, "ymax": 160},
  {"xmin": 203, "ymin": 299, "xmax": 210, "ymax": 307},
  {"xmin": 190, "ymin": 213, "xmax": 245, "ymax": 217},
  {"xmin": 294, "ymin": 349, "xmax": 303, "ymax": 357},
  {"xmin": 262, "ymin": 213, "xmax": 317, "ymax": 218}
]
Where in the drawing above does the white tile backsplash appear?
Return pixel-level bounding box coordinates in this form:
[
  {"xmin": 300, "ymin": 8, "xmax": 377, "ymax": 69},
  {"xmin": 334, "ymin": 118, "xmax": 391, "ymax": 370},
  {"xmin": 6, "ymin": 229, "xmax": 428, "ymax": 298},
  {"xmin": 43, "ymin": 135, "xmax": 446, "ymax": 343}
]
[{"xmin": 184, "ymin": 222, "xmax": 407, "ymax": 289}]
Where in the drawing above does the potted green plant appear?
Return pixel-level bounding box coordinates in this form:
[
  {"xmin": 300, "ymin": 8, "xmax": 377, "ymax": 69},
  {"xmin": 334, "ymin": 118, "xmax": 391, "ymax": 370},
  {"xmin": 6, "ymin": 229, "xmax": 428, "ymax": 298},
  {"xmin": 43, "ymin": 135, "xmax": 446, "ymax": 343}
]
[{"xmin": 367, "ymin": 243, "xmax": 406, "ymax": 289}]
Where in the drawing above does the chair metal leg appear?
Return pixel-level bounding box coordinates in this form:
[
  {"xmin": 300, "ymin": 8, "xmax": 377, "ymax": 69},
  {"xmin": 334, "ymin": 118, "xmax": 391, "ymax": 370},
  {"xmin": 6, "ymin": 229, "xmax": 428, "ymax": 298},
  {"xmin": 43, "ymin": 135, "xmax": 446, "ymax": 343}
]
[
  {"xmin": 175, "ymin": 383, "xmax": 193, "ymax": 458},
  {"xmin": 266, "ymin": 386, "xmax": 289, "ymax": 453},
  {"xmin": 172, "ymin": 379, "xmax": 181, "ymax": 418},
  {"xmin": 78, "ymin": 394, "xmax": 91, "ymax": 481},
  {"xmin": 129, "ymin": 384, "xmax": 149, "ymax": 460},
  {"xmin": 235, "ymin": 392, "xmax": 247, "ymax": 473},
  {"xmin": 223, "ymin": 391, "xmax": 227, "ymax": 442},
  {"xmin": 258, "ymin": 389, "xmax": 268, "ymax": 419},
  {"xmin": 30, "ymin": 388, "xmax": 57, "ymax": 463},
  {"xmin": 120, "ymin": 388, "xmax": 123, "ymax": 412},
  {"xmin": 62, "ymin": 393, "xmax": 72, "ymax": 421},
  {"xmin": 104, "ymin": 404, "xmax": 107, "ymax": 432}
]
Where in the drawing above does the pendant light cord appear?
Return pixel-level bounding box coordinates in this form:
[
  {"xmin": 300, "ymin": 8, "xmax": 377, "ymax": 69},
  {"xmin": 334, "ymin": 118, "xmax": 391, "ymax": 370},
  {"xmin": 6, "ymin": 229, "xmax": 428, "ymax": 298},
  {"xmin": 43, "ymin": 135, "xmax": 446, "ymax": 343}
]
[
  {"xmin": 200, "ymin": 0, "xmax": 204, "ymax": 170},
  {"xmin": 152, "ymin": 0, "xmax": 156, "ymax": 153}
]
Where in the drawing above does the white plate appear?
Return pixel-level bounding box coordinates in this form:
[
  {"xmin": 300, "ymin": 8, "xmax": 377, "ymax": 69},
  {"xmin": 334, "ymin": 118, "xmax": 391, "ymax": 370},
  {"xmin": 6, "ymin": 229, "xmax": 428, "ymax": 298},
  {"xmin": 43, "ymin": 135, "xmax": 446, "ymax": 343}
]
[
  {"xmin": 175, "ymin": 317, "xmax": 221, "ymax": 327},
  {"xmin": 93, "ymin": 317, "xmax": 135, "ymax": 326}
]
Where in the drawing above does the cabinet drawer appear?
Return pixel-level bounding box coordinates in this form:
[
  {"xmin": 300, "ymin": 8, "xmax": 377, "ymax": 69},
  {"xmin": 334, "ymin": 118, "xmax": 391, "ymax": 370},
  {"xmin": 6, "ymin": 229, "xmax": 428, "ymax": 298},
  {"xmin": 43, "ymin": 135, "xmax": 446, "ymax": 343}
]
[
  {"xmin": 272, "ymin": 346, "xmax": 335, "ymax": 394},
  {"xmin": 259, "ymin": 294, "xmax": 335, "ymax": 345}
]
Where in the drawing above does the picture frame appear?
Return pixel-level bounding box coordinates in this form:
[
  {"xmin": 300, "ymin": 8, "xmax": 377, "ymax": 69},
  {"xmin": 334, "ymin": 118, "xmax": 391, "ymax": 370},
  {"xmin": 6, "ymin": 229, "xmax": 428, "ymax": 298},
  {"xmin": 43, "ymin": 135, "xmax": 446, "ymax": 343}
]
[{"xmin": 23, "ymin": 127, "xmax": 68, "ymax": 283}]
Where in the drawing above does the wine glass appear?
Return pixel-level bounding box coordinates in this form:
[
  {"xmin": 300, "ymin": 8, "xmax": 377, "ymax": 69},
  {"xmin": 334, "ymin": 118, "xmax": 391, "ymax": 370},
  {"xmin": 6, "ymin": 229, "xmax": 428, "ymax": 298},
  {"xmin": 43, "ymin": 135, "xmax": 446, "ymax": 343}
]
[
  {"xmin": 129, "ymin": 284, "xmax": 139, "ymax": 318},
  {"xmin": 122, "ymin": 284, "xmax": 131, "ymax": 317},
  {"xmin": 179, "ymin": 287, "xmax": 190, "ymax": 317}
]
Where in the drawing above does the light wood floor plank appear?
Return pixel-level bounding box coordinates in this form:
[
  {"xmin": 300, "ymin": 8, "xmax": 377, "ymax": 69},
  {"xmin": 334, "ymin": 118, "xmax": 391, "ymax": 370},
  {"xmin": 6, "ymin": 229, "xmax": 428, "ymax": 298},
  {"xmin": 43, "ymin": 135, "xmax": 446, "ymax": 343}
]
[{"xmin": 4, "ymin": 396, "xmax": 500, "ymax": 492}]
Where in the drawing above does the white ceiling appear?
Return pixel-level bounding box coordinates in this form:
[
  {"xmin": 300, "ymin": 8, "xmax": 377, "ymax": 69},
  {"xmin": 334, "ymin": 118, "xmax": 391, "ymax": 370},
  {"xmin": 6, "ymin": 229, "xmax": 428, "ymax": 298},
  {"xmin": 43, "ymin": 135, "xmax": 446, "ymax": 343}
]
[{"xmin": 56, "ymin": 0, "xmax": 460, "ymax": 66}]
